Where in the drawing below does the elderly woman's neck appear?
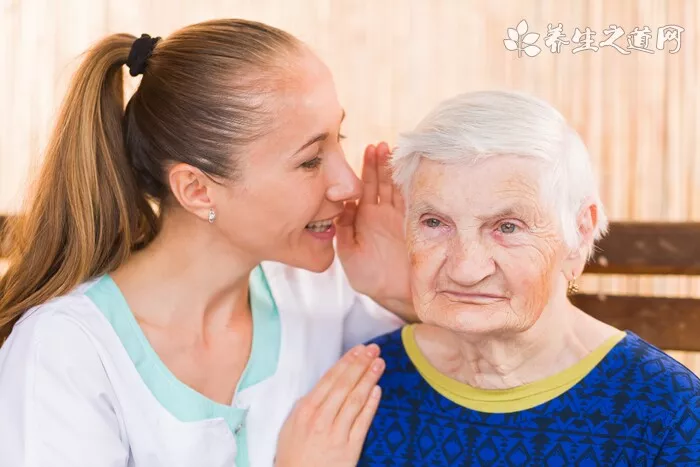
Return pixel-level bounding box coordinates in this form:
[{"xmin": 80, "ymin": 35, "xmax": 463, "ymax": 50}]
[{"xmin": 413, "ymin": 300, "xmax": 619, "ymax": 390}]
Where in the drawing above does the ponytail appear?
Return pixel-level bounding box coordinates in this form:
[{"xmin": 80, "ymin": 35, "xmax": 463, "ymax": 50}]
[
  {"xmin": 1, "ymin": 19, "xmax": 305, "ymax": 342},
  {"xmin": 0, "ymin": 34, "xmax": 158, "ymax": 342}
]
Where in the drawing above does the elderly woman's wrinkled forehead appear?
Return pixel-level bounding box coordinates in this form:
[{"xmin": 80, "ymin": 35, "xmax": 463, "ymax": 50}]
[{"xmin": 408, "ymin": 155, "xmax": 556, "ymax": 226}]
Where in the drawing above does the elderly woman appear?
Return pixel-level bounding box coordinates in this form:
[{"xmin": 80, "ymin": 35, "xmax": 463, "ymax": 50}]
[{"xmin": 358, "ymin": 91, "xmax": 700, "ymax": 465}]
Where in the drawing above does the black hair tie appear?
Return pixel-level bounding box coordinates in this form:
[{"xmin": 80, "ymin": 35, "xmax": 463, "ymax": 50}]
[{"xmin": 126, "ymin": 34, "xmax": 161, "ymax": 77}]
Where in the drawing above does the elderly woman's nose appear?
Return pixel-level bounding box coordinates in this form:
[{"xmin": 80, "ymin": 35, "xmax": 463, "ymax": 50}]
[
  {"xmin": 446, "ymin": 240, "xmax": 495, "ymax": 285},
  {"xmin": 326, "ymin": 159, "xmax": 362, "ymax": 201}
]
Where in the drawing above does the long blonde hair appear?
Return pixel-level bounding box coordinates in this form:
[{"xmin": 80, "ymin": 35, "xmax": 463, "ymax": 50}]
[{"xmin": 0, "ymin": 19, "xmax": 301, "ymax": 342}]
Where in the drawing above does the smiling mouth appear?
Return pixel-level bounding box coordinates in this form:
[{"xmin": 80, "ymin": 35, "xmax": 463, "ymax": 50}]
[
  {"xmin": 305, "ymin": 219, "xmax": 334, "ymax": 232},
  {"xmin": 305, "ymin": 213, "xmax": 342, "ymax": 233}
]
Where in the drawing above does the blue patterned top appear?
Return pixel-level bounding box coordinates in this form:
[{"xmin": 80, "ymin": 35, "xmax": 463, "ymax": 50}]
[{"xmin": 359, "ymin": 326, "xmax": 700, "ymax": 466}]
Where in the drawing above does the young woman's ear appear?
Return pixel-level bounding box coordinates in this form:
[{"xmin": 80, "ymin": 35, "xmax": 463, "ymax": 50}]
[{"xmin": 168, "ymin": 163, "xmax": 215, "ymax": 222}]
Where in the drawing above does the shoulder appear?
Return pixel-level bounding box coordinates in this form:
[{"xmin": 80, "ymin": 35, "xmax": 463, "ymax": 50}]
[
  {"xmin": 595, "ymin": 332, "xmax": 700, "ymax": 414},
  {"xmin": 364, "ymin": 326, "xmax": 430, "ymax": 403},
  {"xmin": 2, "ymin": 279, "xmax": 109, "ymax": 372},
  {"xmin": 0, "ymin": 278, "xmax": 123, "ymax": 410},
  {"xmin": 366, "ymin": 326, "xmax": 405, "ymax": 351},
  {"xmin": 0, "ymin": 281, "xmax": 130, "ymax": 466},
  {"xmin": 617, "ymin": 332, "xmax": 700, "ymax": 391},
  {"xmin": 613, "ymin": 335, "xmax": 700, "ymax": 461},
  {"xmin": 365, "ymin": 326, "xmax": 414, "ymax": 373}
]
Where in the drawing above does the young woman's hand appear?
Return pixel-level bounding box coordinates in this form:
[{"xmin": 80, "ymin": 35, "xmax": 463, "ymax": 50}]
[
  {"xmin": 336, "ymin": 143, "xmax": 415, "ymax": 322},
  {"xmin": 274, "ymin": 344, "xmax": 385, "ymax": 467}
]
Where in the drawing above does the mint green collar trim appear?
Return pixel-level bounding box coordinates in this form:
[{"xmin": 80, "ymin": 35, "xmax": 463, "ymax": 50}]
[
  {"xmin": 238, "ymin": 265, "xmax": 280, "ymax": 390},
  {"xmin": 85, "ymin": 265, "xmax": 281, "ymax": 467}
]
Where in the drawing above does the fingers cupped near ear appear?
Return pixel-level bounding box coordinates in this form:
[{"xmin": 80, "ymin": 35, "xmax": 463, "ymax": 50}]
[
  {"xmin": 335, "ymin": 201, "xmax": 358, "ymax": 249},
  {"xmin": 360, "ymin": 145, "xmax": 378, "ymax": 205},
  {"xmin": 336, "ymin": 200, "xmax": 358, "ymax": 227},
  {"xmin": 376, "ymin": 142, "xmax": 393, "ymax": 205}
]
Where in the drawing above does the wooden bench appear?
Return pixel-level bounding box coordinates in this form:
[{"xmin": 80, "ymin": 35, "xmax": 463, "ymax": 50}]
[
  {"xmin": 1, "ymin": 215, "xmax": 699, "ymax": 350},
  {"xmin": 571, "ymin": 222, "xmax": 700, "ymax": 352}
]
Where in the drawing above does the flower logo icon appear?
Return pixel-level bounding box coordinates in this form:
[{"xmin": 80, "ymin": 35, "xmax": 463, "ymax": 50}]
[{"xmin": 504, "ymin": 20, "xmax": 541, "ymax": 57}]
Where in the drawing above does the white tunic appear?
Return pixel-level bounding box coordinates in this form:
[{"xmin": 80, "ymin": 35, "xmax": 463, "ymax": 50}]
[{"xmin": 0, "ymin": 257, "xmax": 403, "ymax": 467}]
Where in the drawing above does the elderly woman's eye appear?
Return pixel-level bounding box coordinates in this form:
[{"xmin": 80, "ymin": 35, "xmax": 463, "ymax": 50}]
[
  {"xmin": 423, "ymin": 218, "xmax": 442, "ymax": 228},
  {"xmin": 499, "ymin": 222, "xmax": 517, "ymax": 234}
]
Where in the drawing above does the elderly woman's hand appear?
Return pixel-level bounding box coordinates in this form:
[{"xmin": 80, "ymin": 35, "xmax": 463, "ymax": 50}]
[{"xmin": 336, "ymin": 143, "xmax": 414, "ymax": 321}]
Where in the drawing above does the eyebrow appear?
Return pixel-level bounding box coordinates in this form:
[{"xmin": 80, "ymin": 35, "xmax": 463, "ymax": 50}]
[
  {"xmin": 476, "ymin": 205, "xmax": 532, "ymax": 222},
  {"xmin": 408, "ymin": 200, "xmax": 441, "ymax": 217},
  {"xmin": 408, "ymin": 201, "xmax": 534, "ymax": 223},
  {"xmin": 292, "ymin": 109, "xmax": 346, "ymax": 156}
]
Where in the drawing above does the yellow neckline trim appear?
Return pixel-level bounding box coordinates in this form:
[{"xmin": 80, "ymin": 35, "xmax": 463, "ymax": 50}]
[{"xmin": 402, "ymin": 325, "xmax": 626, "ymax": 413}]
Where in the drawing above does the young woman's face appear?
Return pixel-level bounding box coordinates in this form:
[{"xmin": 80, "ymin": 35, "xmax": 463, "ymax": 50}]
[{"xmin": 213, "ymin": 50, "xmax": 362, "ymax": 272}]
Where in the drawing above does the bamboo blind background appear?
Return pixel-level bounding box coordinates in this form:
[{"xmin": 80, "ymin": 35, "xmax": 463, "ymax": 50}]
[{"xmin": 2, "ymin": 0, "xmax": 699, "ymax": 368}]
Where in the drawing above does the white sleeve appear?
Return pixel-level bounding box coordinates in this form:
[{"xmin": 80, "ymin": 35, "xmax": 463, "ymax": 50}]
[
  {"xmin": 0, "ymin": 310, "xmax": 128, "ymax": 467},
  {"xmin": 342, "ymin": 292, "xmax": 405, "ymax": 353}
]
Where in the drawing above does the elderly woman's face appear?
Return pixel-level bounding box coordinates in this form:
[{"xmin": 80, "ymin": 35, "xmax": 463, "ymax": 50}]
[{"xmin": 406, "ymin": 156, "xmax": 568, "ymax": 335}]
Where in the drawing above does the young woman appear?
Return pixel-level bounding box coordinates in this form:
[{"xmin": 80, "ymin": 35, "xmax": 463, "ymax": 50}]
[{"xmin": 0, "ymin": 19, "xmax": 413, "ymax": 467}]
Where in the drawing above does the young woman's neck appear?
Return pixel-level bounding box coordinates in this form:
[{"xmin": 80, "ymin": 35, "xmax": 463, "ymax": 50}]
[
  {"xmin": 110, "ymin": 211, "xmax": 258, "ymax": 337},
  {"xmin": 414, "ymin": 293, "xmax": 619, "ymax": 390}
]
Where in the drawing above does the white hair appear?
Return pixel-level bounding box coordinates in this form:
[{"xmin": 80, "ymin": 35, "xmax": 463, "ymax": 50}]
[{"xmin": 392, "ymin": 90, "xmax": 609, "ymax": 250}]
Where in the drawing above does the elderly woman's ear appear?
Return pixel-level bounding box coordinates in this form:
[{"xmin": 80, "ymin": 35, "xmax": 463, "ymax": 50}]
[{"xmin": 563, "ymin": 202, "xmax": 599, "ymax": 280}]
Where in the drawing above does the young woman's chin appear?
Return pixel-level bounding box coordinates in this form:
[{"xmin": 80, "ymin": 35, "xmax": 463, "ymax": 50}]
[{"xmin": 287, "ymin": 239, "xmax": 336, "ymax": 273}]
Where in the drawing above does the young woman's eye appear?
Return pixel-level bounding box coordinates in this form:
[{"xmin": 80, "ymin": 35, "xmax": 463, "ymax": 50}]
[
  {"xmin": 338, "ymin": 133, "xmax": 347, "ymax": 142},
  {"xmin": 300, "ymin": 156, "xmax": 322, "ymax": 170},
  {"xmin": 499, "ymin": 222, "xmax": 518, "ymax": 234},
  {"xmin": 423, "ymin": 218, "xmax": 442, "ymax": 229}
]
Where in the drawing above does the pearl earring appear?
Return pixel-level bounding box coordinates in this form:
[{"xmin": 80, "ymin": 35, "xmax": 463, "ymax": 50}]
[{"xmin": 208, "ymin": 208, "xmax": 216, "ymax": 224}]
